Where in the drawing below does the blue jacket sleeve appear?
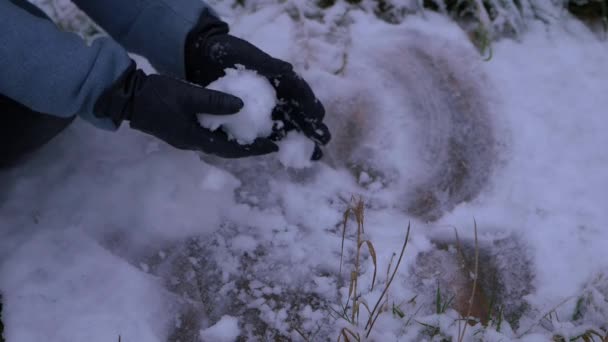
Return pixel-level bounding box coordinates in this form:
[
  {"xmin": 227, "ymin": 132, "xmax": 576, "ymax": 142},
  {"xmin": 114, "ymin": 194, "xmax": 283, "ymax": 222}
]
[
  {"xmin": 72, "ymin": 0, "xmax": 214, "ymax": 78},
  {"xmin": 0, "ymin": 1, "xmax": 133, "ymax": 130}
]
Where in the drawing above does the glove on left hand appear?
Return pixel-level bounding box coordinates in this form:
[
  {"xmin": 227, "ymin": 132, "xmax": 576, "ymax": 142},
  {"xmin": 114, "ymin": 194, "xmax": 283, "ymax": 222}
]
[{"xmin": 94, "ymin": 62, "xmax": 278, "ymax": 158}]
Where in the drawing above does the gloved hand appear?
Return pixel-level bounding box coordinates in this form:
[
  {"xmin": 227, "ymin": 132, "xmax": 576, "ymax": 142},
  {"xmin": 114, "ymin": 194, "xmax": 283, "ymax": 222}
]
[
  {"xmin": 94, "ymin": 62, "xmax": 278, "ymax": 158},
  {"xmin": 185, "ymin": 10, "xmax": 331, "ymax": 160}
]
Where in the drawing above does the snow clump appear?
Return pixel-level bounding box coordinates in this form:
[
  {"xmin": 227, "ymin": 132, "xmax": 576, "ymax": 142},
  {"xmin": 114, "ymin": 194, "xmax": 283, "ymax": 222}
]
[
  {"xmin": 199, "ymin": 67, "xmax": 316, "ymax": 168},
  {"xmin": 277, "ymin": 131, "xmax": 316, "ymax": 168},
  {"xmin": 197, "ymin": 67, "xmax": 276, "ymax": 144}
]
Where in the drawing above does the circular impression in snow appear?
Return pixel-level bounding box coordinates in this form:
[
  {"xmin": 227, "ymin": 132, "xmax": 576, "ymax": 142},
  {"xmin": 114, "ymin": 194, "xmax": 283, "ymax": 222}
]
[{"xmin": 320, "ymin": 30, "xmax": 497, "ymax": 222}]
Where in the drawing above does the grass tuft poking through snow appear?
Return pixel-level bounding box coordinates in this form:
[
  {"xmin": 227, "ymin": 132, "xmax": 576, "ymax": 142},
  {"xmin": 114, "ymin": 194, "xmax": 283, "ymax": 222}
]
[
  {"xmin": 329, "ymin": 197, "xmax": 411, "ymax": 341},
  {"xmin": 456, "ymin": 220, "xmax": 479, "ymax": 342}
]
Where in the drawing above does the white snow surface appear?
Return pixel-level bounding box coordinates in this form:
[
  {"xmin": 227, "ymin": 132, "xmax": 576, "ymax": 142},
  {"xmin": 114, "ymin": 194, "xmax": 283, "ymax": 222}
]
[
  {"xmin": 197, "ymin": 67, "xmax": 276, "ymax": 144},
  {"xmin": 2, "ymin": 1, "xmax": 608, "ymax": 341}
]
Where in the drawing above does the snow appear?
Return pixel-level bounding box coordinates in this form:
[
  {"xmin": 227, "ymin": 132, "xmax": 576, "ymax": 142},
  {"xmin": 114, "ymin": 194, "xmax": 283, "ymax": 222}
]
[
  {"xmin": 276, "ymin": 132, "xmax": 315, "ymax": 168},
  {"xmin": 199, "ymin": 315, "xmax": 240, "ymax": 342},
  {"xmin": 0, "ymin": 228, "xmax": 172, "ymax": 342},
  {"xmin": 3, "ymin": 1, "xmax": 608, "ymax": 341},
  {"xmin": 197, "ymin": 67, "xmax": 276, "ymax": 144}
]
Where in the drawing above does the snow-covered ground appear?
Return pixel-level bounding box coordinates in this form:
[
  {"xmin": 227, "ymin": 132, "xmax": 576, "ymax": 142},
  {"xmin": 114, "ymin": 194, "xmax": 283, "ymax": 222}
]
[{"xmin": 1, "ymin": 1, "xmax": 608, "ymax": 341}]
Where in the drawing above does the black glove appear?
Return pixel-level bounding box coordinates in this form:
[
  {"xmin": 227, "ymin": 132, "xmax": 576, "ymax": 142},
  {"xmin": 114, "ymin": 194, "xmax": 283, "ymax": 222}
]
[
  {"xmin": 94, "ymin": 62, "xmax": 278, "ymax": 158},
  {"xmin": 184, "ymin": 10, "xmax": 331, "ymax": 160}
]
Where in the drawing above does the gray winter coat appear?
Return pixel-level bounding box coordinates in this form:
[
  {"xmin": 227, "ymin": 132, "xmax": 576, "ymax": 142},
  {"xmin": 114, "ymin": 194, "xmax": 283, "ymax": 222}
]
[{"xmin": 0, "ymin": 0, "xmax": 212, "ymax": 130}]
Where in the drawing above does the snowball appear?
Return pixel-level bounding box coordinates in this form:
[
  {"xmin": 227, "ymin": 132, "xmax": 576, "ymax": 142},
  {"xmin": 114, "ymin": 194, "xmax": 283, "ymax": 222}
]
[
  {"xmin": 197, "ymin": 68, "xmax": 276, "ymax": 144},
  {"xmin": 199, "ymin": 315, "xmax": 240, "ymax": 342},
  {"xmin": 277, "ymin": 132, "xmax": 316, "ymax": 169}
]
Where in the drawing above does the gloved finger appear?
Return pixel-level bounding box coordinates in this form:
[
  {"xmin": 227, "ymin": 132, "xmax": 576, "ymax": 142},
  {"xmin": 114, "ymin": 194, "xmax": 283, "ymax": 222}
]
[
  {"xmin": 181, "ymin": 84, "xmax": 244, "ymax": 115},
  {"xmin": 311, "ymin": 144, "xmax": 323, "ymax": 161},
  {"xmin": 308, "ymin": 122, "xmax": 331, "ymax": 146},
  {"xmin": 268, "ymin": 127, "xmax": 287, "ymax": 142},
  {"xmin": 271, "ymin": 103, "xmax": 288, "ymax": 122},
  {"xmin": 296, "ymin": 120, "xmax": 331, "ymax": 146},
  {"xmin": 269, "ymin": 101, "xmax": 330, "ymax": 145},
  {"xmin": 192, "ymin": 126, "xmax": 278, "ymax": 158},
  {"xmin": 243, "ymin": 138, "xmax": 280, "ymax": 157},
  {"xmin": 193, "ymin": 89, "xmax": 244, "ymax": 115},
  {"xmin": 274, "ymin": 73, "xmax": 326, "ymax": 120},
  {"xmin": 312, "ymin": 97, "xmax": 326, "ymax": 121},
  {"xmin": 148, "ymin": 75, "xmax": 243, "ymax": 115}
]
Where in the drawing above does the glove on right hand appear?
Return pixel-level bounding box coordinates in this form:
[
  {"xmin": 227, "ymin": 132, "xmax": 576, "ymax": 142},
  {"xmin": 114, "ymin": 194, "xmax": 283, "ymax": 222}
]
[{"xmin": 185, "ymin": 10, "xmax": 331, "ymax": 160}]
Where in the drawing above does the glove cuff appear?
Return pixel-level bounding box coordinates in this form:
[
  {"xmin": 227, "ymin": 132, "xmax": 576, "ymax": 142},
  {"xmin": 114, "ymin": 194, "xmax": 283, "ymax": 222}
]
[
  {"xmin": 184, "ymin": 8, "xmax": 230, "ymax": 83},
  {"xmin": 93, "ymin": 61, "xmax": 144, "ymax": 127}
]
